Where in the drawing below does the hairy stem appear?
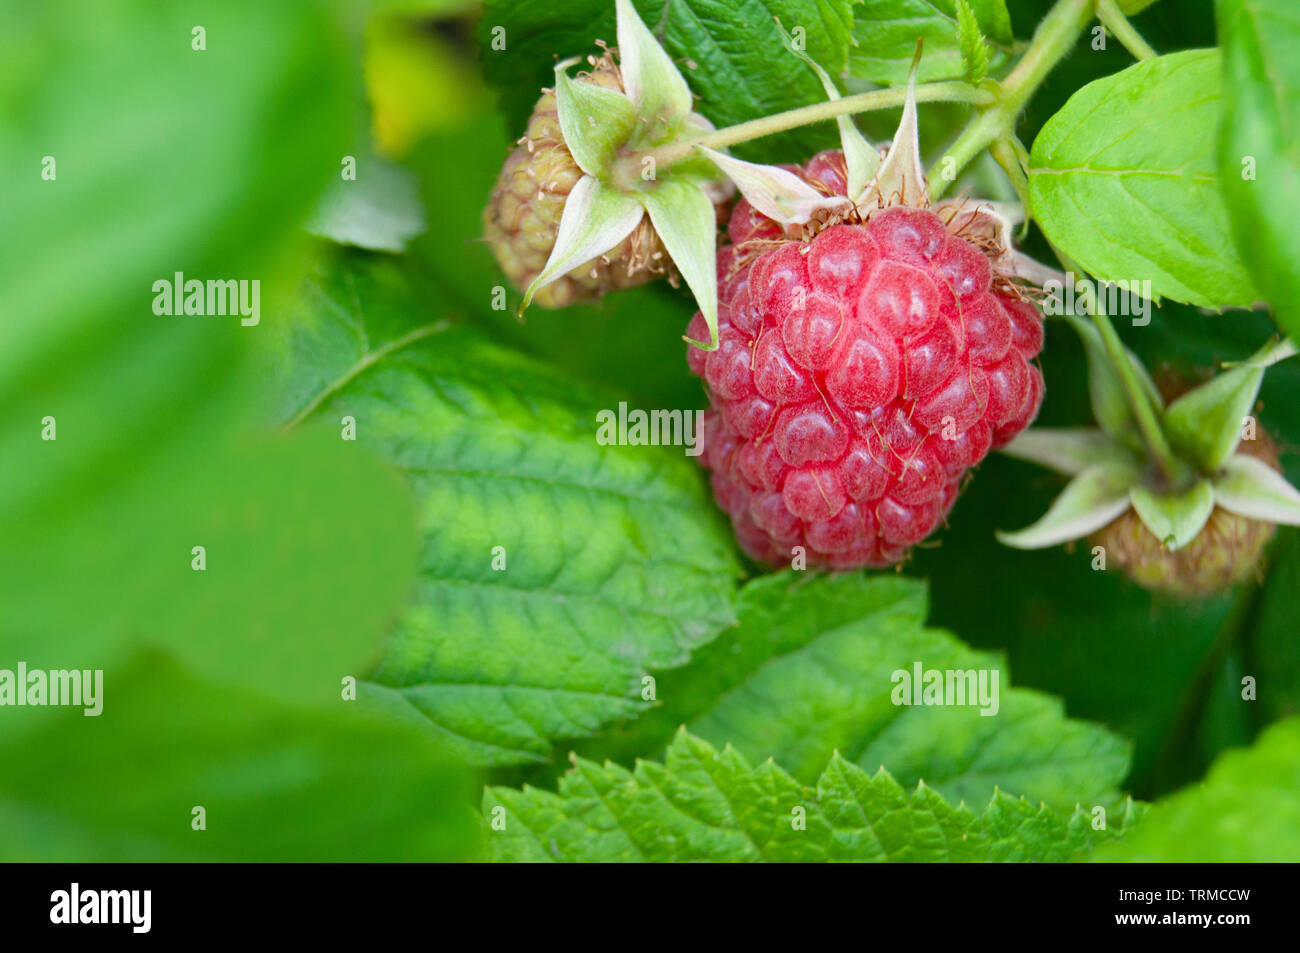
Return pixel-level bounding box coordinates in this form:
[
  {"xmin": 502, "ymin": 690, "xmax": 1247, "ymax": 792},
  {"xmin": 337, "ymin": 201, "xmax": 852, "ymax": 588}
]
[
  {"xmin": 990, "ymin": 137, "xmax": 1030, "ymax": 208},
  {"xmin": 618, "ymin": 82, "xmax": 993, "ymax": 183},
  {"xmin": 1089, "ymin": 307, "xmax": 1188, "ymax": 485},
  {"xmin": 1096, "ymin": 0, "xmax": 1158, "ymax": 61}
]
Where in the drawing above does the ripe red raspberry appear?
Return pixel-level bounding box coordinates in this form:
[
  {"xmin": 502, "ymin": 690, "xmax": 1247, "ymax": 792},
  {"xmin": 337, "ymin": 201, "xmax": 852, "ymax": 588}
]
[{"xmin": 687, "ymin": 151, "xmax": 1045, "ymax": 570}]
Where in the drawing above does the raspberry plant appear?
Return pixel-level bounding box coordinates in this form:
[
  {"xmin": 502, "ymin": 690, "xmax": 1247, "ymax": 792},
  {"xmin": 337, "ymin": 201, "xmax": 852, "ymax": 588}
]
[{"xmin": 5, "ymin": 0, "xmax": 1300, "ymax": 868}]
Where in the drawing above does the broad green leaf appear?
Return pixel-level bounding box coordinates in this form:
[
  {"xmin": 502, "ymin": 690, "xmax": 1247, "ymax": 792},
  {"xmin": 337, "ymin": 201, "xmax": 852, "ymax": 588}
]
[
  {"xmin": 306, "ymin": 154, "xmax": 427, "ymax": 253},
  {"xmin": 554, "ymin": 61, "xmax": 639, "ymax": 176},
  {"xmin": 1130, "ymin": 479, "xmax": 1215, "ymax": 550},
  {"xmin": 1164, "ymin": 336, "xmax": 1295, "ymax": 471},
  {"xmin": 484, "ymin": 729, "xmax": 1139, "ymax": 861},
  {"xmin": 998, "ymin": 463, "xmax": 1140, "ymax": 549},
  {"xmin": 637, "ymin": 178, "xmax": 720, "ymax": 348},
  {"xmin": 0, "ymin": 651, "xmax": 478, "ymax": 861},
  {"xmin": 274, "ymin": 253, "xmax": 742, "ymax": 767},
  {"xmin": 1029, "ymin": 50, "xmax": 1260, "ymax": 309},
  {"xmin": 478, "ymin": 0, "xmax": 854, "ymax": 162},
  {"xmin": 1095, "ymin": 718, "xmax": 1300, "ymax": 861},
  {"xmin": 573, "ymin": 573, "xmax": 1131, "ymax": 814},
  {"xmin": 998, "ymin": 427, "xmax": 1137, "ymax": 476},
  {"xmin": 850, "ymin": 0, "xmax": 1012, "ymax": 87},
  {"xmin": 1213, "ymin": 453, "xmax": 1300, "ymax": 525},
  {"xmin": 1217, "ymin": 0, "xmax": 1300, "ymax": 337},
  {"xmin": 522, "ymin": 175, "xmax": 645, "ymax": 310}
]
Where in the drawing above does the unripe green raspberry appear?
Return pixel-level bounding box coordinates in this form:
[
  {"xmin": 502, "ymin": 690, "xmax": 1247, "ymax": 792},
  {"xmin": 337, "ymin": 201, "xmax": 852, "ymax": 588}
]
[
  {"xmin": 1092, "ymin": 432, "xmax": 1280, "ymax": 598},
  {"xmin": 483, "ymin": 56, "xmax": 672, "ymax": 309}
]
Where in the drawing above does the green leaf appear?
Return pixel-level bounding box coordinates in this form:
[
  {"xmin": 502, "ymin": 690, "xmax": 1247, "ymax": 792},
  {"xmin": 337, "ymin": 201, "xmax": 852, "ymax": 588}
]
[
  {"xmin": 637, "ymin": 178, "xmax": 720, "ymax": 348},
  {"xmin": 0, "ymin": 651, "xmax": 478, "ymax": 861},
  {"xmin": 998, "ymin": 427, "xmax": 1137, "ymax": 476},
  {"xmin": 479, "ymin": 0, "xmax": 854, "ymax": 162},
  {"xmin": 850, "ymin": 0, "xmax": 1012, "ymax": 87},
  {"xmin": 956, "ymin": 0, "xmax": 990, "ymax": 85},
  {"xmin": 1028, "ymin": 50, "xmax": 1260, "ymax": 309},
  {"xmin": 521, "ymin": 175, "xmax": 645, "ymax": 310},
  {"xmin": 1163, "ymin": 335, "xmax": 1296, "ymax": 471},
  {"xmin": 274, "ymin": 253, "xmax": 742, "ymax": 767},
  {"xmin": 1217, "ymin": 0, "xmax": 1300, "ymax": 336},
  {"xmin": 1095, "ymin": 718, "xmax": 1300, "ymax": 861},
  {"xmin": 573, "ymin": 573, "xmax": 1131, "ymax": 814},
  {"xmin": 1213, "ymin": 453, "xmax": 1300, "ymax": 525},
  {"xmin": 306, "ymin": 154, "xmax": 426, "ymax": 253},
  {"xmin": 998, "ymin": 462, "xmax": 1140, "ymax": 549},
  {"xmin": 1130, "ymin": 479, "xmax": 1216, "ymax": 550},
  {"xmin": 484, "ymin": 729, "xmax": 1139, "ymax": 861}
]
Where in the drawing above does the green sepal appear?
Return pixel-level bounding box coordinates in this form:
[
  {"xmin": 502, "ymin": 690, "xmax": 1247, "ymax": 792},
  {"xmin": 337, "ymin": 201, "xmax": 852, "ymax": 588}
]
[
  {"xmin": 997, "ymin": 462, "xmax": 1141, "ymax": 549},
  {"xmin": 1163, "ymin": 336, "xmax": 1297, "ymax": 472},
  {"xmin": 615, "ymin": 0, "xmax": 692, "ymax": 131},
  {"xmin": 999, "ymin": 427, "xmax": 1139, "ymax": 477},
  {"xmin": 638, "ymin": 178, "xmax": 719, "ymax": 351},
  {"xmin": 554, "ymin": 59, "xmax": 639, "ymax": 178},
  {"xmin": 779, "ymin": 29, "xmax": 879, "ymax": 198},
  {"xmin": 1130, "ymin": 479, "xmax": 1215, "ymax": 550},
  {"xmin": 520, "ymin": 175, "xmax": 644, "ymax": 312},
  {"xmin": 1213, "ymin": 453, "xmax": 1300, "ymax": 526}
]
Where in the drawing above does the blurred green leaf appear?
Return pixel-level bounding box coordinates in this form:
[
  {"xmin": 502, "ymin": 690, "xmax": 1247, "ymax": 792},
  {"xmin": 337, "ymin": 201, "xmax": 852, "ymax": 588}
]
[
  {"xmin": 1029, "ymin": 50, "xmax": 1259, "ymax": 309},
  {"xmin": 272, "ymin": 252, "xmax": 742, "ymax": 767},
  {"xmin": 307, "ymin": 153, "xmax": 427, "ymax": 253},
  {"xmin": 0, "ymin": 0, "xmax": 412, "ymax": 715},
  {"xmin": 485, "ymin": 728, "xmax": 1140, "ymax": 861},
  {"xmin": 1, "ymin": 0, "xmax": 351, "ymax": 522},
  {"xmin": 1095, "ymin": 717, "xmax": 1300, "ymax": 861},
  {"xmin": 1247, "ymin": 529, "xmax": 1300, "ymax": 724},
  {"xmin": 574, "ymin": 573, "xmax": 1131, "ymax": 813},
  {"xmin": 1217, "ymin": 0, "xmax": 1300, "ymax": 337},
  {"xmin": 0, "ymin": 651, "xmax": 478, "ymax": 861}
]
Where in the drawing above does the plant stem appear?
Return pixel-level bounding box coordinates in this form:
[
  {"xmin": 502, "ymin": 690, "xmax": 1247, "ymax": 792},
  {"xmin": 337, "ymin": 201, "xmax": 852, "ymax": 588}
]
[
  {"xmin": 1089, "ymin": 306, "xmax": 1188, "ymax": 485},
  {"xmin": 620, "ymin": 82, "xmax": 993, "ymax": 180},
  {"xmin": 990, "ymin": 137, "xmax": 1030, "ymax": 208},
  {"xmin": 1096, "ymin": 0, "xmax": 1158, "ymax": 61},
  {"xmin": 929, "ymin": 0, "xmax": 1095, "ymax": 199}
]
